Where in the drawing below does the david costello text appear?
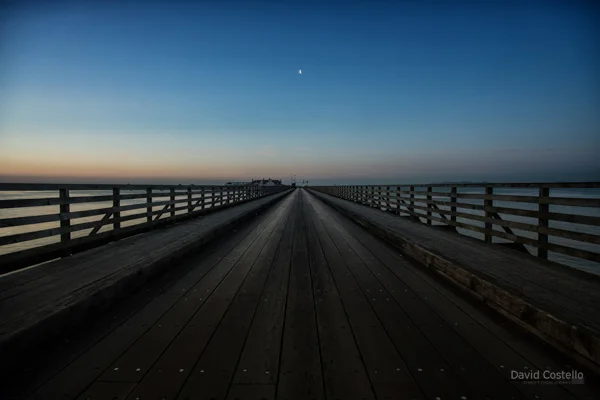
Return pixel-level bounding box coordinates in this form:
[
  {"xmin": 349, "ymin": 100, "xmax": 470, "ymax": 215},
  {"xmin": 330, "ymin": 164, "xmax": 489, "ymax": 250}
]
[{"xmin": 511, "ymin": 369, "xmax": 585, "ymax": 385}]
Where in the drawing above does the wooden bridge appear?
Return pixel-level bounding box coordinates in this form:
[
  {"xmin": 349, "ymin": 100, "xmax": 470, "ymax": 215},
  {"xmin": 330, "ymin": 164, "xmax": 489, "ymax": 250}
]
[{"xmin": 0, "ymin": 183, "xmax": 599, "ymax": 400}]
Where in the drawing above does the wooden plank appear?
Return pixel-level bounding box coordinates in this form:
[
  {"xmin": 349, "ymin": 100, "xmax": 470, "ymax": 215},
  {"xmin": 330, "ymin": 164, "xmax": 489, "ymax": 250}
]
[
  {"xmin": 0, "ymin": 204, "xmax": 206, "ymax": 248},
  {"xmin": 29, "ymin": 196, "xmax": 288, "ymax": 399},
  {"xmin": 231, "ymin": 194, "xmax": 297, "ymax": 386},
  {"xmin": 400, "ymin": 202, "xmax": 600, "ymax": 246},
  {"xmin": 307, "ymin": 190, "xmax": 600, "ymax": 369},
  {"xmin": 113, "ymin": 188, "xmax": 121, "ymax": 231},
  {"xmin": 308, "ymin": 182, "xmax": 600, "ymax": 189},
  {"xmin": 305, "ymin": 193, "xmax": 422, "ymax": 397},
  {"xmin": 170, "ymin": 188, "xmax": 175, "ymax": 217},
  {"xmin": 0, "ymin": 249, "xmax": 194, "ymax": 399},
  {"xmin": 302, "ymin": 194, "xmax": 375, "ymax": 400},
  {"xmin": 426, "ymin": 186, "xmax": 432, "ymax": 225},
  {"xmin": 309, "ymin": 197, "xmax": 466, "ymax": 398},
  {"xmin": 0, "ymin": 192, "xmax": 292, "ymax": 334},
  {"xmin": 89, "ymin": 212, "xmax": 113, "ymax": 236},
  {"xmin": 276, "ymin": 196, "xmax": 325, "ymax": 400},
  {"xmin": 401, "ymin": 197, "xmax": 486, "ymax": 212},
  {"xmin": 97, "ymin": 196, "xmax": 290, "ymax": 384},
  {"xmin": 308, "ymin": 192, "xmax": 529, "ymax": 399},
  {"xmin": 320, "ymin": 205, "xmax": 594, "ymax": 399},
  {"xmin": 127, "ymin": 196, "xmax": 293, "ymax": 400},
  {"xmin": 226, "ymin": 384, "xmax": 276, "ymax": 400},
  {"xmin": 0, "ymin": 190, "xmax": 219, "ymax": 210},
  {"xmin": 538, "ymin": 188, "xmax": 550, "ymax": 259},
  {"xmin": 484, "ymin": 187, "xmax": 493, "ymax": 244},
  {"xmin": 0, "ymin": 182, "xmax": 281, "ymax": 192},
  {"xmin": 0, "ymin": 192, "xmax": 290, "ymax": 272},
  {"xmin": 59, "ymin": 189, "xmax": 70, "ymax": 247},
  {"xmin": 76, "ymin": 381, "xmax": 136, "ymax": 400},
  {"xmin": 153, "ymin": 204, "xmax": 171, "ymax": 221},
  {"xmin": 172, "ymin": 195, "xmax": 293, "ymax": 400},
  {"xmin": 146, "ymin": 188, "xmax": 152, "ymax": 223}
]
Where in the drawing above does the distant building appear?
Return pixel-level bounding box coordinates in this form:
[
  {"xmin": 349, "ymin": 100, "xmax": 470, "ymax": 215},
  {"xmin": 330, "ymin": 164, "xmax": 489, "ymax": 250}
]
[
  {"xmin": 251, "ymin": 178, "xmax": 282, "ymax": 186},
  {"xmin": 225, "ymin": 178, "xmax": 282, "ymax": 186}
]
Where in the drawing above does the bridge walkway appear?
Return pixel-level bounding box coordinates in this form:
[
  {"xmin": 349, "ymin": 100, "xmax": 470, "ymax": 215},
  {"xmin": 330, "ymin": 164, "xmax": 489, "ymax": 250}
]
[{"xmin": 2, "ymin": 189, "xmax": 598, "ymax": 400}]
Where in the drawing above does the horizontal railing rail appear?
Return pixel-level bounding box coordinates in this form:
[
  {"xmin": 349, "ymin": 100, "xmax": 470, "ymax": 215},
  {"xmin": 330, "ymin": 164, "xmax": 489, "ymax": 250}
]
[
  {"xmin": 0, "ymin": 183, "xmax": 290, "ymax": 274},
  {"xmin": 309, "ymin": 182, "xmax": 600, "ymax": 271}
]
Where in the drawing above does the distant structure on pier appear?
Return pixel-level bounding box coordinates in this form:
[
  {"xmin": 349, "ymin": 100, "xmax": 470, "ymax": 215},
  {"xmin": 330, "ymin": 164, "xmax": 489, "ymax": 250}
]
[
  {"xmin": 251, "ymin": 178, "xmax": 282, "ymax": 186},
  {"xmin": 225, "ymin": 178, "xmax": 282, "ymax": 186}
]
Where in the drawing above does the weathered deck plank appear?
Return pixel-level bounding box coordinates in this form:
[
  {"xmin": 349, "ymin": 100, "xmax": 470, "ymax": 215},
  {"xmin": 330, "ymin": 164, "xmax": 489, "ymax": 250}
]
[
  {"xmin": 309, "ymin": 196, "xmax": 425, "ymax": 399},
  {"xmin": 302, "ymin": 198, "xmax": 376, "ymax": 400},
  {"xmin": 231, "ymin": 193, "xmax": 298, "ymax": 387},
  {"xmin": 276, "ymin": 193, "xmax": 325, "ymax": 400},
  {"xmin": 175, "ymin": 195, "xmax": 293, "ymax": 400}
]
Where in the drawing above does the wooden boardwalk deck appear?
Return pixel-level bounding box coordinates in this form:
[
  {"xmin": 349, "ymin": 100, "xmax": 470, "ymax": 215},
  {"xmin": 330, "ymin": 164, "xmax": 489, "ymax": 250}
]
[
  {"xmin": 2, "ymin": 189, "xmax": 599, "ymax": 400},
  {"xmin": 307, "ymin": 189, "xmax": 600, "ymax": 371}
]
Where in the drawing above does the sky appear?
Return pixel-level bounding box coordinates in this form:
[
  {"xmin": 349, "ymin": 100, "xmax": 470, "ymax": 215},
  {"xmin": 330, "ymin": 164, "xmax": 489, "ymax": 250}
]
[{"xmin": 0, "ymin": 0, "xmax": 599, "ymax": 185}]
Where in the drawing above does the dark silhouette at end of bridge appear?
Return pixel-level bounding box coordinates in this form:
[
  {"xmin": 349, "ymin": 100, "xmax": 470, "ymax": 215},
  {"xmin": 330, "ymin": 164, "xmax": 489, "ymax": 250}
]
[{"xmin": 0, "ymin": 182, "xmax": 599, "ymax": 400}]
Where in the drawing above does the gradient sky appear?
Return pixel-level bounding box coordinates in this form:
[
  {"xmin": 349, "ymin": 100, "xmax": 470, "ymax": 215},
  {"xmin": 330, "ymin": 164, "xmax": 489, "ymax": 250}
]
[{"xmin": 1, "ymin": 0, "xmax": 599, "ymax": 185}]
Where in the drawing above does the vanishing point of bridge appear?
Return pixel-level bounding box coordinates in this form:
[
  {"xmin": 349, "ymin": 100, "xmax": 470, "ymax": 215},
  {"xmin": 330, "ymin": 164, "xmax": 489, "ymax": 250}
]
[{"xmin": 0, "ymin": 183, "xmax": 599, "ymax": 400}]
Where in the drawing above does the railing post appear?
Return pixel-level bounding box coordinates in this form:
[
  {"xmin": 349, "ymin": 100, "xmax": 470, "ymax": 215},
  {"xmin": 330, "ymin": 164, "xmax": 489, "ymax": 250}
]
[
  {"xmin": 410, "ymin": 185, "xmax": 415, "ymax": 215},
  {"xmin": 538, "ymin": 187, "xmax": 549, "ymax": 259},
  {"xmin": 113, "ymin": 188, "xmax": 121, "ymax": 230},
  {"xmin": 450, "ymin": 186, "xmax": 457, "ymax": 225},
  {"xmin": 372, "ymin": 185, "xmax": 376, "ymax": 207},
  {"xmin": 59, "ymin": 189, "xmax": 71, "ymax": 252},
  {"xmin": 146, "ymin": 188, "xmax": 152, "ymax": 222},
  {"xmin": 396, "ymin": 186, "xmax": 401, "ymax": 215},
  {"xmin": 386, "ymin": 185, "xmax": 390, "ymax": 211},
  {"xmin": 201, "ymin": 187, "xmax": 206, "ymax": 210},
  {"xmin": 484, "ymin": 186, "xmax": 493, "ymax": 244},
  {"xmin": 426, "ymin": 186, "xmax": 432, "ymax": 225},
  {"xmin": 170, "ymin": 188, "xmax": 176, "ymax": 217},
  {"xmin": 188, "ymin": 187, "xmax": 192, "ymax": 213}
]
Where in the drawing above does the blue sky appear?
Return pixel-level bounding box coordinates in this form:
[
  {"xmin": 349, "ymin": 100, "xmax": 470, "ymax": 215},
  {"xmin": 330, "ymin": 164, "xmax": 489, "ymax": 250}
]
[{"xmin": 0, "ymin": 0, "xmax": 599, "ymax": 184}]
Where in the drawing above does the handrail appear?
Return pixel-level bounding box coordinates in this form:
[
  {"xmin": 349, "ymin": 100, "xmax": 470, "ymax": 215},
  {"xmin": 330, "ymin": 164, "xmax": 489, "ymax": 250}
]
[
  {"xmin": 0, "ymin": 183, "xmax": 290, "ymax": 274},
  {"xmin": 308, "ymin": 183, "xmax": 600, "ymax": 270}
]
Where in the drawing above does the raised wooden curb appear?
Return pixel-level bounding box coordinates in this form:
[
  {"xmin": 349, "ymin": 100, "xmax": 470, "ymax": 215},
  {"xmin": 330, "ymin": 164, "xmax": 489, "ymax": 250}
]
[
  {"xmin": 0, "ymin": 190, "xmax": 292, "ymax": 371},
  {"xmin": 307, "ymin": 189, "xmax": 600, "ymax": 375}
]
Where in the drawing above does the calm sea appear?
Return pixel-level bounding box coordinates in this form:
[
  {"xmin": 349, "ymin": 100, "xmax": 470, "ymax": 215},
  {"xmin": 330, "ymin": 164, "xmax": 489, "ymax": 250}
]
[{"xmin": 1, "ymin": 187, "xmax": 599, "ymax": 275}]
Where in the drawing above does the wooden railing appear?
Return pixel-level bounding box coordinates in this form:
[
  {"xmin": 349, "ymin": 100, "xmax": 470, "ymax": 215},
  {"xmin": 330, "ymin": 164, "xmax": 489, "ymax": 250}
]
[
  {"xmin": 309, "ymin": 183, "xmax": 600, "ymax": 271},
  {"xmin": 0, "ymin": 183, "xmax": 289, "ymax": 274}
]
